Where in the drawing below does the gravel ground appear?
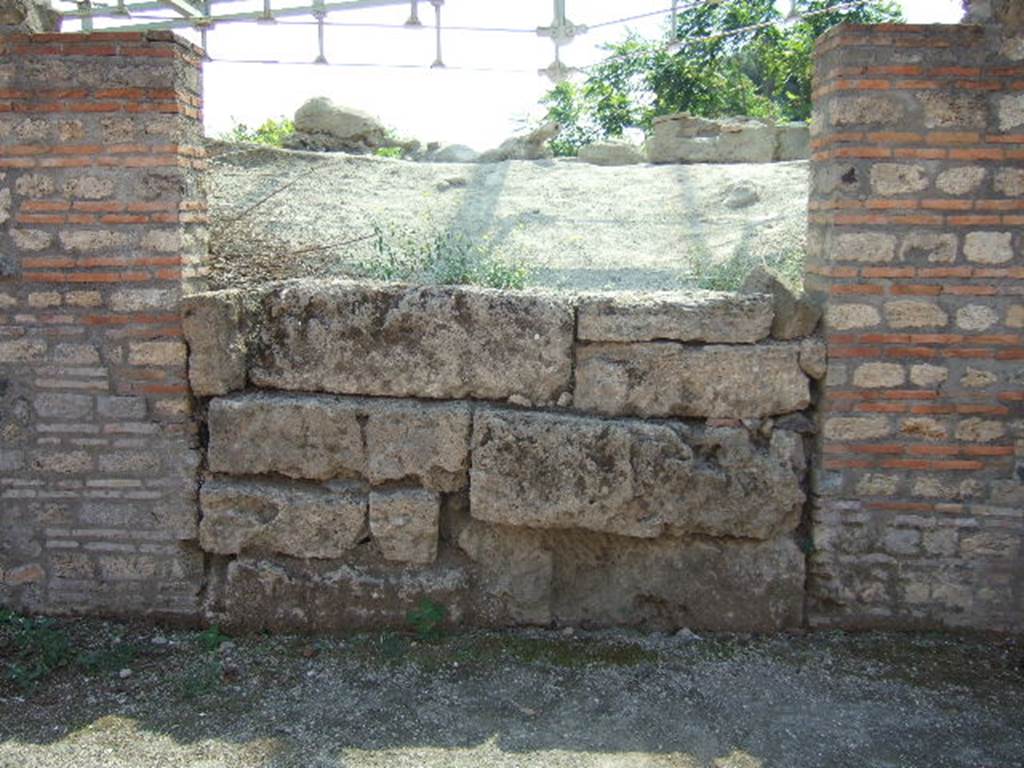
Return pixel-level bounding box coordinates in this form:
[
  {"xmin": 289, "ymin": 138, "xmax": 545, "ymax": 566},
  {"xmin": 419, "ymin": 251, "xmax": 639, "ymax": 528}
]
[
  {"xmin": 2, "ymin": 619, "xmax": 1022, "ymax": 768},
  {"xmin": 206, "ymin": 145, "xmax": 809, "ymax": 292}
]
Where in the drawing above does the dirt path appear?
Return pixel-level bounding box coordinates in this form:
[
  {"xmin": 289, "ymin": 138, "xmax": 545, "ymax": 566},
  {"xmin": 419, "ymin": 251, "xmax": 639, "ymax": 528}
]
[
  {"xmin": 206, "ymin": 146, "xmax": 809, "ymax": 292},
  {"xmin": 2, "ymin": 620, "xmax": 1021, "ymax": 768}
]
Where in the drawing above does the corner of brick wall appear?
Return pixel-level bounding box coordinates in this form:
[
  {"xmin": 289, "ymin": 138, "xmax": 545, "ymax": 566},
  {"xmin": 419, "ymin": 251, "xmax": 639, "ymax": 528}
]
[
  {"xmin": 0, "ymin": 31, "xmax": 209, "ymax": 619},
  {"xmin": 806, "ymin": 23, "xmax": 1024, "ymax": 631}
]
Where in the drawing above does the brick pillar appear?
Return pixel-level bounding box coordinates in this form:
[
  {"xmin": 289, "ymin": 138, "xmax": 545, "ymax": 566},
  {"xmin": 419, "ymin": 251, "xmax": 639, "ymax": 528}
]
[
  {"xmin": 0, "ymin": 31, "xmax": 208, "ymax": 619},
  {"xmin": 807, "ymin": 23, "xmax": 1024, "ymax": 631}
]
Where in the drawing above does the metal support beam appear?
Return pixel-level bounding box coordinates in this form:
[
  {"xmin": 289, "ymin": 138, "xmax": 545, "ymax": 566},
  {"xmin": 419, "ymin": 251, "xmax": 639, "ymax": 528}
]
[{"xmin": 430, "ymin": 0, "xmax": 443, "ymax": 68}]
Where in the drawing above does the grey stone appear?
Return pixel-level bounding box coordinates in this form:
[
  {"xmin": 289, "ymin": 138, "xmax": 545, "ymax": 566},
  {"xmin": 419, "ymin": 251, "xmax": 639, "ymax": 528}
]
[
  {"xmin": 469, "ymin": 409, "xmax": 804, "ymax": 540},
  {"xmin": 429, "ymin": 144, "xmax": 480, "ymax": 163},
  {"xmin": 479, "ymin": 122, "xmax": 559, "ymax": 163},
  {"xmin": 199, "ymin": 477, "xmax": 367, "ymax": 560},
  {"xmin": 33, "ymin": 392, "xmax": 92, "ymax": 420},
  {"xmin": 207, "ymin": 393, "xmax": 471, "ymax": 491},
  {"xmin": 369, "ymin": 488, "xmax": 440, "ymax": 564},
  {"xmin": 741, "ymin": 267, "xmax": 822, "ymax": 340},
  {"xmin": 181, "ymin": 290, "xmax": 247, "ymax": 396},
  {"xmin": 775, "ymin": 123, "xmax": 811, "ymax": 161},
  {"xmin": 458, "ymin": 521, "xmax": 554, "ymax": 625},
  {"xmin": 249, "ymin": 280, "xmax": 574, "ymax": 404},
  {"xmin": 0, "ymin": 0, "xmax": 60, "ymax": 32},
  {"xmin": 575, "ymin": 342, "xmax": 810, "ymax": 418},
  {"xmin": 208, "ymin": 393, "xmax": 366, "ymax": 482},
  {"xmin": 218, "ymin": 557, "xmax": 472, "ymax": 632},
  {"xmin": 576, "ymin": 290, "xmax": 773, "ymax": 344},
  {"xmin": 723, "ymin": 181, "xmax": 761, "ymax": 208},
  {"xmin": 647, "ymin": 114, "xmax": 776, "ymax": 164},
  {"xmin": 364, "ymin": 400, "xmax": 472, "ymax": 491},
  {"xmin": 577, "ymin": 140, "xmax": 645, "ymax": 166},
  {"xmin": 799, "ymin": 337, "xmax": 828, "ymax": 380},
  {"xmin": 291, "ymin": 97, "xmax": 387, "ymax": 151}
]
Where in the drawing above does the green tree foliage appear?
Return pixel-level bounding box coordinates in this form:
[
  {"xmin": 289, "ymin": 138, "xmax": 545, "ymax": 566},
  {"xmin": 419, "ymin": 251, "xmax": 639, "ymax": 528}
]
[
  {"xmin": 543, "ymin": 0, "xmax": 903, "ymax": 155},
  {"xmin": 221, "ymin": 116, "xmax": 295, "ymax": 146}
]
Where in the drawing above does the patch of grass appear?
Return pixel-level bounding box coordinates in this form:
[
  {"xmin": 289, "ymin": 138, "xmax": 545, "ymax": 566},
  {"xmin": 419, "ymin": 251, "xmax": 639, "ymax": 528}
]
[
  {"xmin": 356, "ymin": 222, "xmax": 532, "ymax": 290},
  {"xmin": 688, "ymin": 247, "xmax": 805, "ymax": 293},
  {"xmin": 0, "ymin": 610, "xmax": 75, "ymax": 690},
  {"xmin": 78, "ymin": 641, "xmax": 140, "ymax": 675},
  {"xmin": 197, "ymin": 624, "xmax": 230, "ymax": 653},
  {"xmin": 374, "ymin": 146, "xmax": 404, "ymax": 159}
]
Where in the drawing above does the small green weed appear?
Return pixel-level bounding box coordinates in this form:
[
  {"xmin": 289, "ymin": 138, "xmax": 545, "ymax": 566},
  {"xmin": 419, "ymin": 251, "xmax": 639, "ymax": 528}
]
[
  {"xmin": 357, "ymin": 222, "xmax": 531, "ymax": 290},
  {"xmin": 78, "ymin": 641, "xmax": 139, "ymax": 675},
  {"xmin": 197, "ymin": 624, "xmax": 230, "ymax": 653},
  {"xmin": 375, "ymin": 146, "xmax": 404, "ymax": 159},
  {"xmin": 689, "ymin": 247, "xmax": 805, "ymax": 293},
  {"xmin": 0, "ymin": 610, "xmax": 75, "ymax": 689},
  {"xmin": 406, "ymin": 599, "xmax": 446, "ymax": 642}
]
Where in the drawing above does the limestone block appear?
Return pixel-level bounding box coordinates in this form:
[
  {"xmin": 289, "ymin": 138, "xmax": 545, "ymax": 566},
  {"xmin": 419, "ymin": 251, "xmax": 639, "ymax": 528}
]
[
  {"xmin": 208, "ymin": 393, "xmax": 366, "ymax": 482},
  {"xmin": 740, "ymin": 267, "xmax": 821, "ymax": 339},
  {"xmin": 219, "ymin": 557, "xmax": 472, "ymax": 632},
  {"xmin": 469, "ymin": 409, "xmax": 804, "ymax": 540},
  {"xmin": 249, "ymin": 280, "xmax": 574, "ymax": 404},
  {"xmin": 995, "ymin": 167, "xmax": 1024, "ymax": 197},
  {"xmin": 181, "ymin": 290, "xmax": 247, "ymax": 396},
  {"xmin": 199, "ymin": 477, "xmax": 367, "ymax": 560},
  {"xmin": 829, "ymin": 95, "xmax": 906, "ymax": 126},
  {"xmin": 364, "ymin": 400, "xmax": 472, "ymax": 491},
  {"xmin": 575, "ymin": 342, "xmax": 810, "ymax": 419},
  {"xmin": 826, "ymin": 303, "xmax": 881, "ymax": 330},
  {"xmin": 577, "ymin": 140, "xmax": 644, "ymax": 166},
  {"xmin": 370, "ymin": 488, "xmax": 440, "ymax": 564},
  {"xmin": 936, "ymin": 167, "xmax": 986, "ymax": 196},
  {"xmin": 646, "ymin": 114, "xmax": 776, "ymax": 164},
  {"xmin": 775, "ymin": 123, "xmax": 810, "ymax": 161},
  {"xmin": 910, "ymin": 364, "xmax": 948, "ymax": 388},
  {"xmin": 207, "ymin": 393, "xmax": 471, "ymax": 490},
  {"xmin": 799, "ymin": 337, "xmax": 828, "ymax": 380},
  {"xmin": 870, "ymin": 164, "xmax": 929, "ymax": 196},
  {"xmin": 576, "ymin": 290, "xmax": 773, "ymax": 344},
  {"xmin": 832, "ymin": 232, "xmax": 897, "ymax": 262},
  {"xmin": 823, "ymin": 415, "xmax": 891, "ymax": 441},
  {"xmin": 964, "ymin": 232, "xmax": 1013, "ymax": 264},
  {"xmin": 900, "ymin": 233, "xmax": 958, "ymax": 263}
]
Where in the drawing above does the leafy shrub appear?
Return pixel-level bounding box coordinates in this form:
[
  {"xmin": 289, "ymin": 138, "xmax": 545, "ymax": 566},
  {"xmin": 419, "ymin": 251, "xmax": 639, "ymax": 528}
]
[
  {"xmin": 0, "ymin": 610, "xmax": 74, "ymax": 689},
  {"xmin": 375, "ymin": 146, "xmax": 404, "ymax": 159},
  {"xmin": 406, "ymin": 598, "xmax": 446, "ymax": 642},
  {"xmin": 221, "ymin": 116, "xmax": 295, "ymax": 147}
]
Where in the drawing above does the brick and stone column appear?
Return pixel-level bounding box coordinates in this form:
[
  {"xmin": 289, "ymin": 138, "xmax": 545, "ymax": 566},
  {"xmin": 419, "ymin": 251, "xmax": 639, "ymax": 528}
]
[
  {"xmin": 0, "ymin": 24, "xmax": 208, "ymax": 618},
  {"xmin": 807, "ymin": 22, "xmax": 1024, "ymax": 630}
]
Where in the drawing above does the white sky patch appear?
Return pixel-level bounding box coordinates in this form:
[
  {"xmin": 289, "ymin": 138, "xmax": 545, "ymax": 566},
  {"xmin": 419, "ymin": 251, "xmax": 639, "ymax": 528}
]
[{"xmin": 63, "ymin": 0, "xmax": 967, "ymax": 146}]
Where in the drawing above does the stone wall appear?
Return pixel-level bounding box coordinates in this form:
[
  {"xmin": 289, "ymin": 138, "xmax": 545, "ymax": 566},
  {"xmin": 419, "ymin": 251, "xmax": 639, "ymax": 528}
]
[
  {"xmin": 183, "ymin": 281, "xmax": 822, "ymax": 632},
  {"xmin": 0, "ymin": 31, "xmax": 208, "ymax": 618},
  {"xmin": 806, "ymin": 23, "xmax": 1024, "ymax": 631}
]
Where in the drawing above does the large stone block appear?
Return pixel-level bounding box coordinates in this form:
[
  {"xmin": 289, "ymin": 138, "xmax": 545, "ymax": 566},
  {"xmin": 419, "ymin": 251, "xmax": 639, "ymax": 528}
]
[
  {"xmin": 575, "ymin": 342, "xmax": 810, "ymax": 418},
  {"xmin": 369, "ymin": 488, "xmax": 440, "ymax": 564},
  {"xmin": 249, "ymin": 280, "xmax": 574, "ymax": 404},
  {"xmin": 217, "ymin": 557, "xmax": 472, "ymax": 632},
  {"xmin": 208, "ymin": 393, "xmax": 366, "ymax": 482},
  {"xmin": 181, "ymin": 290, "xmax": 247, "ymax": 396},
  {"xmin": 207, "ymin": 393, "xmax": 471, "ymax": 491},
  {"xmin": 199, "ymin": 477, "xmax": 367, "ymax": 560},
  {"xmin": 576, "ymin": 290, "xmax": 773, "ymax": 344},
  {"xmin": 647, "ymin": 114, "xmax": 776, "ymax": 164},
  {"xmin": 470, "ymin": 409, "xmax": 804, "ymax": 540},
  {"xmin": 459, "ymin": 521, "xmax": 805, "ymax": 631}
]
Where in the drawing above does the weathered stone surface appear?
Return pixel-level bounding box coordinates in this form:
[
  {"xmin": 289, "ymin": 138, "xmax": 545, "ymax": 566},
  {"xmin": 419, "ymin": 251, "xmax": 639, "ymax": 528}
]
[
  {"xmin": 799, "ymin": 337, "xmax": 827, "ymax": 380},
  {"xmin": 964, "ymin": 232, "xmax": 1013, "ymax": 264},
  {"xmin": 428, "ymin": 144, "xmax": 480, "ymax": 163},
  {"xmin": 199, "ymin": 478, "xmax": 368, "ymax": 560},
  {"xmin": 291, "ymin": 97, "xmax": 387, "ymax": 151},
  {"xmin": 458, "ymin": 521, "xmax": 554, "ymax": 625},
  {"xmin": 740, "ymin": 267, "xmax": 821, "ymax": 340},
  {"xmin": 775, "ymin": 123, "xmax": 810, "ymax": 161},
  {"xmin": 209, "ymin": 393, "xmax": 365, "ymax": 482},
  {"xmin": 208, "ymin": 393, "xmax": 471, "ymax": 490},
  {"xmin": 575, "ymin": 342, "xmax": 810, "ymax": 419},
  {"xmin": 370, "ymin": 488, "xmax": 440, "ymax": 564},
  {"xmin": 364, "ymin": 400, "xmax": 472, "ymax": 491},
  {"xmin": 479, "ymin": 123, "xmax": 559, "ymax": 163},
  {"xmin": 181, "ymin": 290, "xmax": 247, "ymax": 396},
  {"xmin": 460, "ymin": 521, "xmax": 805, "ymax": 631},
  {"xmin": 218, "ymin": 557, "xmax": 472, "ymax": 632},
  {"xmin": 577, "ymin": 140, "xmax": 645, "ymax": 166},
  {"xmin": 470, "ymin": 409, "xmax": 804, "ymax": 540},
  {"xmin": 250, "ymin": 280, "xmax": 574, "ymax": 403},
  {"xmin": 0, "ymin": 0, "xmax": 60, "ymax": 32},
  {"xmin": 647, "ymin": 114, "xmax": 776, "ymax": 164},
  {"xmin": 576, "ymin": 290, "xmax": 773, "ymax": 344}
]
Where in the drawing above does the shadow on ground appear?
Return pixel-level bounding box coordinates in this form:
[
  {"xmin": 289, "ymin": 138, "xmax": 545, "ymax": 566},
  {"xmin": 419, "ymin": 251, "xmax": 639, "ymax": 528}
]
[{"xmin": 1, "ymin": 618, "xmax": 1022, "ymax": 768}]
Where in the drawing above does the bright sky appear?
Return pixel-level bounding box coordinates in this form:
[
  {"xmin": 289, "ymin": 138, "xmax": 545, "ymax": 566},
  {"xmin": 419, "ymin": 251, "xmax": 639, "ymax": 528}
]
[{"xmin": 66, "ymin": 0, "xmax": 967, "ymax": 146}]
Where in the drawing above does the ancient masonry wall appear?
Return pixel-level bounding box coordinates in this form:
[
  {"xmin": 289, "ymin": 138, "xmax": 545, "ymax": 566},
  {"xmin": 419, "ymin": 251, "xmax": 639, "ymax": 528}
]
[
  {"xmin": 806, "ymin": 23, "xmax": 1024, "ymax": 631},
  {"xmin": 182, "ymin": 281, "xmax": 822, "ymax": 631},
  {"xmin": 0, "ymin": 32, "xmax": 208, "ymax": 618}
]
